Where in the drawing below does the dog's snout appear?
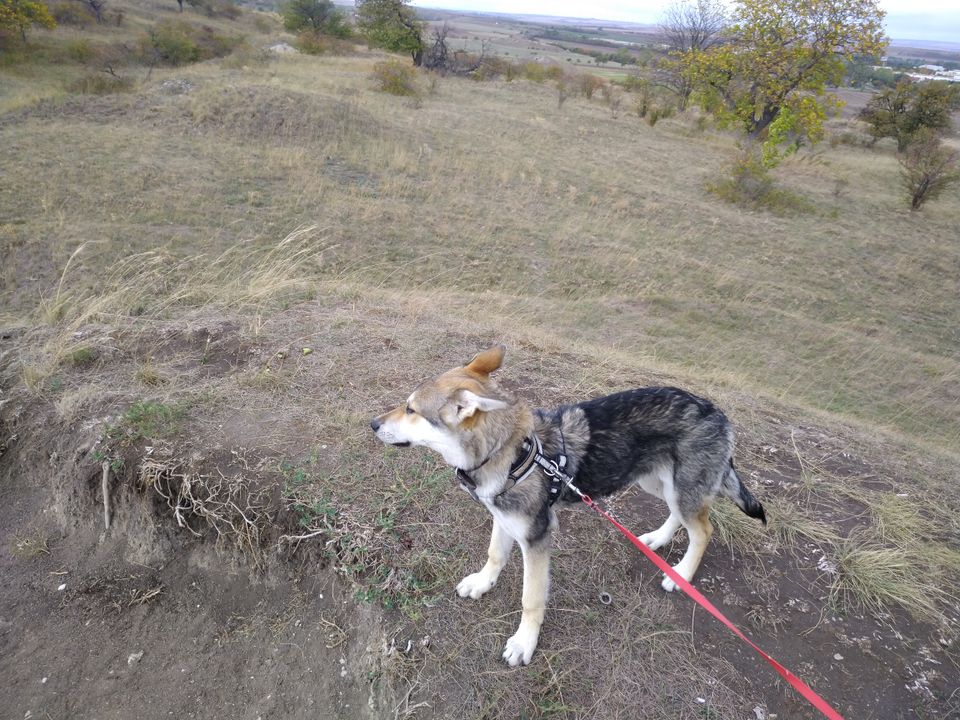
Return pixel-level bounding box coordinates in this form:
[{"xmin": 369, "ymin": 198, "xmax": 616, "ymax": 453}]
[{"xmin": 370, "ymin": 417, "xmax": 382, "ymax": 432}]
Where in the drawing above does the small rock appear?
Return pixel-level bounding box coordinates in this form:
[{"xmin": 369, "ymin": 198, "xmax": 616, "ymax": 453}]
[
  {"xmin": 57, "ymin": 584, "xmax": 67, "ymax": 592},
  {"xmin": 753, "ymin": 707, "xmax": 767, "ymax": 720},
  {"xmin": 302, "ymin": 347, "xmax": 313, "ymax": 355},
  {"xmin": 41, "ymin": 677, "xmax": 47, "ymax": 684},
  {"xmin": 128, "ymin": 651, "xmax": 144, "ymax": 666},
  {"xmin": 833, "ymin": 653, "xmax": 844, "ymax": 660}
]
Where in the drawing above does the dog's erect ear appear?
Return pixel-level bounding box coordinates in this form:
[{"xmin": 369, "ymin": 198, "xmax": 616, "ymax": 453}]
[
  {"xmin": 456, "ymin": 389, "xmax": 508, "ymax": 420},
  {"xmin": 465, "ymin": 344, "xmax": 506, "ymax": 376}
]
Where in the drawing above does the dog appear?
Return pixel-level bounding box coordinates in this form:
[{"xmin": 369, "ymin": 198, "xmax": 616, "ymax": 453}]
[{"xmin": 370, "ymin": 345, "xmax": 766, "ymax": 667}]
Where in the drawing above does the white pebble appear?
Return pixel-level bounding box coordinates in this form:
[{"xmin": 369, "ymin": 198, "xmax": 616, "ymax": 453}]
[
  {"xmin": 57, "ymin": 584, "xmax": 66, "ymax": 592},
  {"xmin": 834, "ymin": 653, "xmax": 844, "ymax": 660}
]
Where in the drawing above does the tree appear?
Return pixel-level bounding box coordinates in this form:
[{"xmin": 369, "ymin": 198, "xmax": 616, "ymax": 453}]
[
  {"xmin": 355, "ymin": 0, "xmax": 424, "ymax": 66},
  {"xmin": 657, "ymin": 0, "xmax": 726, "ymax": 109},
  {"xmin": 79, "ymin": 0, "xmax": 104, "ymax": 23},
  {"xmin": 281, "ymin": 0, "xmax": 348, "ymax": 37},
  {"xmin": 660, "ymin": 0, "xmax": 726, "ymax": 53},
  {"xmin": 860, "ymin": 79, "xmax": 960, "ymax": 150},
  {"xmin": 685, "ymin": 0, "xmax": 887, "ymax": 164},
  {"xmin": 420, "ymin": 22, "xmax": 485, "ymax": 74},
  {"xmin": 0, "ymin": 0, "xmax": 55, "ymax": 41},
  {"xmin": 899, "ymin": 129, "xmax": 959, "ymax": 210}
]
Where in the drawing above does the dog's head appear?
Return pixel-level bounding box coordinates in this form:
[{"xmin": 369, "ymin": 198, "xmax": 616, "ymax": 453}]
[{"xmin": 370, "ymin": 345, "xmax": 513, "ymax": 468}]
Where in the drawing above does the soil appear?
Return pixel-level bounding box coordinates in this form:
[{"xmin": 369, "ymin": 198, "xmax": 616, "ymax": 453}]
[
  {"xmin": 0, "ymin": 445, "xmax": 396, "ymax": 720},
  {"xmin": 1, "ymin": 309, "xmax": 958, "ymax": 720}
]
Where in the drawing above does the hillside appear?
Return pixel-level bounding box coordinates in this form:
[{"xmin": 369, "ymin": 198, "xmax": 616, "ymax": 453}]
[{"xmin": 1, "ymin": 2, "xmax": 959, "ymax": 719}]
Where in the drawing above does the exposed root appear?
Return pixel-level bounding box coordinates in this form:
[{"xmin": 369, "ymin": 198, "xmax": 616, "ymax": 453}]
[{"xmin": 138, "ymin": 457, "xmax": 272, "ymax": 568}]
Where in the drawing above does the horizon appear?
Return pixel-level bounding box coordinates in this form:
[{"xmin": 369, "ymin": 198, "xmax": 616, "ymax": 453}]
[{"xmin": 408, "ymin": 1, "xmax": 960, "ymax": 45}]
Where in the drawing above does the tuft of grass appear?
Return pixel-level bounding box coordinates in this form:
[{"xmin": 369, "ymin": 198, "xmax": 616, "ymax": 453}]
[
  {"xmin": 11, "ymin": 529, "xmax": 51, "ymax": 559},
  {"xmin": 765, "ymin": 496, "xmax": 841, "ymax": 551},
  {"xmin": 828, "ymin": 529, "xmax": 951, "ymax": 623},
  {"xmin": 66, "ymin": 346, "xmax": 96, "ymax": 366},
  {"xmin": 107, "ymin": 401, "xmax": 186, "ymax": 443},
  {"xmin": 709, "ymin": 501, "xmax": 769, "ymax": 559},
  {"xmin": 135, "ymin": 358, "xmax": 165, "ymax": 387}
]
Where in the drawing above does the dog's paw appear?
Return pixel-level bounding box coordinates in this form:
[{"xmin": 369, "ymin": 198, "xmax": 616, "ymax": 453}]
[
  {"xmin": 639, "ymin": 530, "xmax": 669, "ymax": 551},
  {"xmin": 661, "ymin": 567, "xmax": 692, "ymax": 593},
  {"xmin": 502, "ymin": 631, "xmax": 537, "ymax": 667},
  {"xmin": 456, "ymin": 572, "xmax": 495, "ymax": 600}
]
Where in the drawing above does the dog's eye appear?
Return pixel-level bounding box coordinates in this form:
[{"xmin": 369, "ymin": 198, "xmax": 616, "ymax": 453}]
[{"xmin": 406, "ymin": 405, "xmax": 414, "ymax": 415}]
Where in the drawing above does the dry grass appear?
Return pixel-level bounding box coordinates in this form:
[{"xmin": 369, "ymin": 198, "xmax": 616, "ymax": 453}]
[{"xmin": 828, "ymin": 529, "xmax": 954, "ymax": 624}]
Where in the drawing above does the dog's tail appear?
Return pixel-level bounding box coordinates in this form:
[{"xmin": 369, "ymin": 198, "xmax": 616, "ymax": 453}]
[{"xmin": 722, "ymin": 461, "xmax": 766, "ymax": 524}]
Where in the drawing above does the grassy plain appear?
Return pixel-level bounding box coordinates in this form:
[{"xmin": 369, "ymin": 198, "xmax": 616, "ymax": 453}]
[{"xmin": 1, "ymin": 2, "xmax": 959, "ymax": 718}]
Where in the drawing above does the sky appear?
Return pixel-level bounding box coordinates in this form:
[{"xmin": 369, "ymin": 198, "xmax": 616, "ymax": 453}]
[{"xmin": 410, "ymin": 0, "xmax": 960, "ymax": 44}]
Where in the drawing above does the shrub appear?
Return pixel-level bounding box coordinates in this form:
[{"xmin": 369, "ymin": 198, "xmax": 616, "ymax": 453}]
[
  {"xmin": 293, "ymin": 30, "xmax": 351, "ymax": 55},
  {"xmin": 575, "ymin": 73, "xmax": 605, "ymax": 100},
  {"xmin": 470, "ymin": 55, "xmax": 514, "ymax": 81},
  {"xmin": 50, "ymin": 1, "xmax": 92, "ymax": 26},
  {"xmin": 860, "ymin": 79, "xmax": 960, "ymax": 151},
  {"xmin": 708, "ymin": 145, "xmax": 812, "ymax": 213},
  {"xmin": 371, "ymin": 59, "xmax": 418, "ymax": 96},
  {"xmin": 520, "ymin": 60, "xmax": 547, "ymax": 83},
  {"xmin": 618, "ymin": 74, "xmax": 649, "ymax": 93},
  {"xmin": 898, "ymin": 131, "xmax": 960, "ymax": 211},
  {"xmin": 140, "ymin": 20, "xmax": 239, "ymax": 66},
  {"xmin": 65, "ymin": 37, "xmax": 94, "ymax": 62}
]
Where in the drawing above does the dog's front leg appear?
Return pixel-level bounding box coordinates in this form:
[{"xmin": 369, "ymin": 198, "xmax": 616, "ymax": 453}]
[
  {"xmin": 502, "ymin": 541, "xmax": 550, "ymax": 667},
  {"xmin": 457, "ymin": 518, "xmax": 514, "ymax": 599}
]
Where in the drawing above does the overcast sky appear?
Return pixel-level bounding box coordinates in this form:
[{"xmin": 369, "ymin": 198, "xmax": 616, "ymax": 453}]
[{"xmin": 410, "ymin": 0, "xmax": 960, "ymax": 43}]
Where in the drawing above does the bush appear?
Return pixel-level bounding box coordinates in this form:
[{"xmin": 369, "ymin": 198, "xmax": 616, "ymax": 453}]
[
  {"xmin": 50, "ymin": 1, "xmax": 92, "ymax": 26},
  {"xmin": 65, "ymin": 37, "xmax": 95, "ymax": 62},
  {"xmin": 520, "ymin": 61, "xmax": 547, "ymax": 83},
  {"xmin": 140, "ymin": 20, "xmax": 240, "ymax": 66},
  {"xmin": 899, "ymin": 131, "xmax": 960, "ymax": 211},
  {"xmin": 860, "ymin": 79, "xmax": 960, "ymax": 151},
  {"xmin": 708, "ymin": 145, "xmax": 812, "ymax": 213},
  {"xmin": 371, "ymin": 59, "xmax": 418, "ymax": 96},
  {"xmin": 293, "ymin": 30, "xmax": 351, "ymax": 55},
  {"xmin": 472, "ymin": 55, "xmax": 514, "ymax": 81},
  {"xmin": 575, "ymin": 73, "xmax": 605, "ymax": 100}
]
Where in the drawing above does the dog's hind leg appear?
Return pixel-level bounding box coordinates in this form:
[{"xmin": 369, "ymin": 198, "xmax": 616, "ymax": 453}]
[
  {"xmin": 660, "ymin": 506, "xmax": 713, "ymax": 593},
  {"xmin": 457, "ymin": 518, "xmax": 514, "ymax": 600},
  {"xmin": 503, "ymin": 540, "xmax": 550, "ymax": 666}
]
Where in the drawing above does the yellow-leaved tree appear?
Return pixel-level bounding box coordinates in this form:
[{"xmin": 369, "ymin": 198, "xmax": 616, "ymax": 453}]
[
  {"xmin": 684, "ymin": 0, "xmax": 887, "ymax": 165},
  {"xmin": 0, "ymin": 0, "xmax": 55, "ymax": 42}
]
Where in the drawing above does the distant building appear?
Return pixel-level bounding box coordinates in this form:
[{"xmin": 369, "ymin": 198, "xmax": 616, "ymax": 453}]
[{"xmin": 918, "ymin": 64, "xmax": 945, "ymax": 72}]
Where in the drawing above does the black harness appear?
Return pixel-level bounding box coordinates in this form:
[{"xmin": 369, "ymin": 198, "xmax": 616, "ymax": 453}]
[{"xmin": 456, "ymin": 434, "xmax": 571, "ymax": 506}]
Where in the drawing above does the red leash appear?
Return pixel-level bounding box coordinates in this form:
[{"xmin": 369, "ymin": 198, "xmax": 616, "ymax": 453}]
[{"xmin": 576, "ymin": 491, "xmax": 845, "ymax": 720}]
